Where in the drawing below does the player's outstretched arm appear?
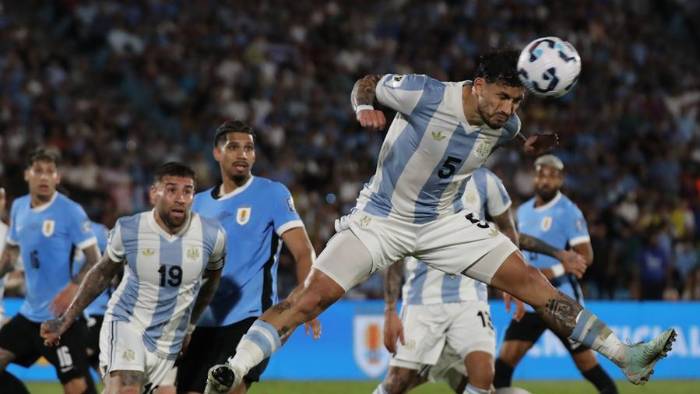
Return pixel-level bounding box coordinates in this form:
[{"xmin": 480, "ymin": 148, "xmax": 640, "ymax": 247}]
[
  {"xmin": 51, "ymin": 243, "xmax": 101, "ymax": 316},
  {"xmin": 351, "ymin": 74, "xmax": 386, "ymax": 130},
  {"xmin": 383, "ymin": 260, "xmax": 405, "ymax": 354},
  {"xmin": 40, "ymin": 253, "xmax": 122, "ymax": 346},
  {"xmin": 0, "ymin": 243, "xmax": 19, "ymax": 278},
  {"xmin": 519, "ymin": 234, "xmax": 587, "ymax": 279}
]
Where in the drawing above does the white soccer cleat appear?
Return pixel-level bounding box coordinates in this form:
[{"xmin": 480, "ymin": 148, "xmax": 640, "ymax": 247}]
[
  {"xmin": 620, "ymin": 328, "xmax": 676, "ymax": 385},
  {"xmin": 203, "ymin": 362, "xmax": 242, "ymax": 394}
]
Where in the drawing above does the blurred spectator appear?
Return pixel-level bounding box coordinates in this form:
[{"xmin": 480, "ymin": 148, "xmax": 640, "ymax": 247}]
[{"xmin": 638, "ymin": 229, "xmax": 672, "ymax": 300}]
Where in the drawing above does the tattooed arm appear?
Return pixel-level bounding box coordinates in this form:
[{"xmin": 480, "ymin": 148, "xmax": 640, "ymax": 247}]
[
  {"xmin": 351, "ymin": 74, "xmax": 386, "ymax": 130},
  {"xmin": 41, "ymin": 253, "xmax": 123, "ymax": 345},
  {"xmin": 51, "ymin": 244, "xmax": 101, "ymax": 316},
  {"xmin": 519, "ymin": 234, "xmax": 587, "ymax": 279},
  {"xmin": 383, "ymin": 260, "xmax": 405, "ymax": 354},
  {"xmin": 0, "ymin": 244, "xmax": 19, "ymax": 278}
]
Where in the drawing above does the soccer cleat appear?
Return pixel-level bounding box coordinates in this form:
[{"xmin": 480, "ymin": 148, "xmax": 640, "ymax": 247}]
[
  {"xmin": 621, "ymin": 328, "xmax": 676, "ymax": 385},
  {"xmin": 203, "ymin": 363, "xmax": 240, "ymax": 394}
]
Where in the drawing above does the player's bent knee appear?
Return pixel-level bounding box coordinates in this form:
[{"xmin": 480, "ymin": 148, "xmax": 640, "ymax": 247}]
[
  {"xmin": 465, "ymin": 351, "xmax": 494, "ymax": 388},
  {"xmin": 62, "ymin": 377, "xmax": 87, "ymax": 394},
  {"xmin": 383, "ymin": 367, "xmax": 417, "ymax": 394},
  {"xmin": 498, "ymin": 341, "xmax": 531, "ymax": 366}
]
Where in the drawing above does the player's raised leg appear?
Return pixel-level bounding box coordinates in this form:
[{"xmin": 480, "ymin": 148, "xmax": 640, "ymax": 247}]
[
  {"xmin": 205, "ymin": 230, "xmax": 374, "ymax": 393},
  {"xmin": 487, "ymin": 251, "xmax": 675, "ymax": 384}
]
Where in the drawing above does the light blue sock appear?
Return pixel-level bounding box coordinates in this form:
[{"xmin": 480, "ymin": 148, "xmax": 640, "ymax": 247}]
[
  {"xmin": 229, "ymin": 320, "xmax": 282, "ymax": 375},
  {"xmin": 570, "ymin": 309, "xmax": 624, "ymax": 363}
]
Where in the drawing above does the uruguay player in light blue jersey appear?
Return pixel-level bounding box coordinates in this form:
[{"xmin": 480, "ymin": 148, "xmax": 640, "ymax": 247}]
[
  {"xmin": 72, "ymin": 221, "xmax": 110, "ymax": 371},
  {"xmin": 495, "ymin": 155, "xmax": 618, "ymax": 393},
  {"xmin": 41, "ymin": 162, "xmax": 226, "ymax": 394},
  {"xmin": 0, "ymin": 149, "xmax": 99, "ymax": 394},
  {"xmin": 378, "ymin": 167, "xmax": 586, "ymax": 394},
  {"xmin": 177, "ymin": 120, "xmax": 319, "ymax": 394},
  {"xmin": 207, "ymin": 50, "xmax": 675, "ymax": 393}
]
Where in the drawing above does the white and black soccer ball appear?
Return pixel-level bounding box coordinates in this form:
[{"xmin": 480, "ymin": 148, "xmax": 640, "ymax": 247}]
[
  {"xmin": 517, "ymin": 36, "xmax": 581, "ymax": 98},
  {"xmin": 495, "ymin": 387, "xmax": 534, "ymax": 394}
]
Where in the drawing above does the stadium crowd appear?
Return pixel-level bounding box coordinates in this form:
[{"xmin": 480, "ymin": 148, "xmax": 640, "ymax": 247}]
[{"xmin": 0, "ymin": 0, "xmax": 699, "ymax": 301}]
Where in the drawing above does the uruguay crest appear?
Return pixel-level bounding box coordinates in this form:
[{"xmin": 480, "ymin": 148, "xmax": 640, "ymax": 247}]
[
  {"xmin": 236, "ymin": 207, "xmax": 251, "ymax": 225},
  {"xmin": 541, "ymin": 216, "xmax": 553, "ymax": 231},
  {"xmin": 353, "ymin": 314, "xmax": 390, "ymax": 378},
  {"xmin": 42, "ymin": 220, "xmax": 55, "ymax": 237}
]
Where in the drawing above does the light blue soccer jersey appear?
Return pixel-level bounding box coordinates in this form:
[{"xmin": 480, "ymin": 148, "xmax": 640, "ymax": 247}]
[
  {"xmin": 517, "ymin": 192, "xmax": 590, "ymax": 306},
  {"xmin": 6, "ymin": 192, "xmax": 97, "ymax": 322},
  {"xmin": 403, "ymin": 168, "xmax": 511, "ymax": 304},
  {"xmin": 104, "ymin": 211, "xmax": 226, "ymax": 358},
  {"xmin": 72, "ymin": 222, "xmax": 110, "ymax": 316},
  {"xmin": 192, "ymin": 176, "xmax": 303, "ymax": 327},
  {"xmin": 356, "ymin": 74, "xmax": 521, "ymax": 224}
]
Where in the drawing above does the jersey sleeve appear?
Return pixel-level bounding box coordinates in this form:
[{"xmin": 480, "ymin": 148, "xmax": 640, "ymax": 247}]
[
  {"xmin": 271, "ymin": 183, "xmax": 304, "ymax": 236},
  {"xmin": 565, "ymin": 205, "xmax": 590, "ymax": 246},
  {"xmin": 106, "ymin": 220, "xmax": 126, "ymax": 263},
  {"xmin": 207, "ymin": 226, "xmax": 226, "ymax": 271},
  {"xmin": 67, "ymin": 203, "xmax": 97, "ymax": 250},
  {"xmin": 485, "ymin": 171, "xmax": 512, "ymax": 217},
  {"xmin": 375, "ymin": 74, "xmax": 442, "ymax": 115},
  {"xmin": 5, "ymin": 200, "xmax": 20, "ymax": 245}
]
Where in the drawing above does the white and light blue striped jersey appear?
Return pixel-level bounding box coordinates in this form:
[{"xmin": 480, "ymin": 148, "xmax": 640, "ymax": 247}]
[
  {"xmin": 6, "ymin": 192, "xmax": 97, "ymax": 322},
  {"xmin": 104, "ymin": 210, "xmax": 226, "ymax": 359},
  {"xmin": 402, "ymin": 167, "xmax": 511, "ymax": 305},
  {"xmin": 356, "ymin": 74, "xmax": 520, "ymax": 224},
  {"xmin": 518, "ymin": 192, "xmax": 589, "ymax": 307}
]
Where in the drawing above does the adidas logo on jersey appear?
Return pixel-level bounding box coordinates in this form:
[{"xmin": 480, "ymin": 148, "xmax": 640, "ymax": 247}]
[{"xmin": 431, "ymin": 131, "xmax": 446, "ymax": 141}]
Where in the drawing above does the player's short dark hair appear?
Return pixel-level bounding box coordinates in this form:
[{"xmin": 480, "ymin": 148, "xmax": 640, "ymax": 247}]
[
  {"xmin": 154, "ymin": 162, "xmax": 196, "ymax": 184},
  {"xmin": 213, "ymin": 120, "xmax": 255, "ymax": 147},
  {"xmin": 27, "ymin": 147, "xmax": 60, "ymax": 168},
  {"xmin": 475, "ymin": 49, "xmax": 522, "ymax": 87}
]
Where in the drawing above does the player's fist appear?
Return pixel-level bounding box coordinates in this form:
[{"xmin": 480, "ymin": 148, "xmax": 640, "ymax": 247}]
[
  {"xmin": 559, "ymin": 250, "xmax": 587, "ymax": 278},
  {"xmin": 523, "ymin": 132, "xmax": 559, "ymax": 156},
  {"xmin": 383, "ymin": 308, "xmax": 405, "ymax": 354},
  {"xmin": 40, "ymin": 318, "xmax": 65, "ymax": 347},
  {"xmin": 356, "ymin": 109, "xmax": 386, "ymax": 131}
]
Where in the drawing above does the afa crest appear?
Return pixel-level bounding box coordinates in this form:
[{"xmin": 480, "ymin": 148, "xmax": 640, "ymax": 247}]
[
  {"xmin": 42, "ymin": 220, "xmax": 55, "ymax": 237},
  {"xmin": 186, "ymin": 247, "xmax": 201, "ymax": 261},
  {"xmin": 237, "ymin": 207, "xmax": 252, "ymax": 225}
]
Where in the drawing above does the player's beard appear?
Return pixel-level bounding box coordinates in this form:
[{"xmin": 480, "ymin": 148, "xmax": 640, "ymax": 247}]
[
  {"xmin": 477, "ymin": 104, "xmax": 505, "ymax": 129},
  {"xmin": 160, "ymin": 207, "xmax": 188, "ymax": 230},
  {"xmin": 536, "ymin": 186, "xmax": 558, "ymax": 203}
]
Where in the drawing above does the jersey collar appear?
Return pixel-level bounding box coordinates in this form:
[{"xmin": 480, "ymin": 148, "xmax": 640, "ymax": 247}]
[
  {"xmin": 215, "ymin": 176, "xmax": 255, "ymax": 201},
  {"xmin": 148, "ymin": 209, "xmax": 193, "ymax": 241},
  {"xmin": 534, "ymin": 191, "xmax": 562, "ymax": 212},
  {"xmin": 31, "ymin": 192, "xmax": 58, "ymax": 213}
]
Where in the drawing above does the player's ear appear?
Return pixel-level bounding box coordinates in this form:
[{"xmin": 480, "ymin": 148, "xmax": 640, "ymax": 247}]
[
  {"xmin": 213, "ymin": 146, "xmax": 222, "ymax": 162},
  {"xmin": 24, "ymin": 168, "xmax": 30, "ymax": 182}
]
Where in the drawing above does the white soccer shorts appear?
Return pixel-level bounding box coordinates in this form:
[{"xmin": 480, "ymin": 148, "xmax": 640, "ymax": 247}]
[
  {"xmin": 316, "ymin": 211, "xmax": 517, "ymax": 291},
  {"xmin": 99, "ymin": 320, "xmax": 176, "ymax": 388},
  {"xmin": 389, "ymin": 302, "xmax": 496, "ymax": 371}
]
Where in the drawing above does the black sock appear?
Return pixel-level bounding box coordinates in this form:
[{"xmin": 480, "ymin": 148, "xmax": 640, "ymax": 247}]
[
  {"xmin": 582, "ymin": 364, "xmax": 618, "ymax": 394},
  {"xmin": 493, "ymin": 358, "xmax": 514, "ymax": 388},
  {"xmin": 0, "ymin": 370, "xmax": 30, "ymax": 394}
]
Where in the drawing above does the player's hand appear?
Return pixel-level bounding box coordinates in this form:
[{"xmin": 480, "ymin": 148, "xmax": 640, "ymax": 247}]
[
  {"xmin": 503, "ymin": 292, "xmax": 525, "ymax": 322},
  {"xmin": 558, "ymin": 250, "xmax": 587, "ymax": 279},
  {"xmin": 304, "ymin": 318, "xmax": 322, "ymax": 340},
  {"xmin": 357, "ymin": 109, "xmax": 387, "ymax": 131},
  {"xmin": 40, "ymin": 317, "xmax": 66, "ymax": 347},
  {"xmin": 50, "ymin": 283, "xmax": 78, "ymax": 316},
  {"xmin": 523, "ymin": 132, "xmax": 559, "ymax": 156},
  {"xmin": 383, "ymin": 308, "xmax": 405, "ymax": 354}
]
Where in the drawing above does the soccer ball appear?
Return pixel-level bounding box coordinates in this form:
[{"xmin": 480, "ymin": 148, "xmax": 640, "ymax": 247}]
[{"xmin": 517, "ymin": 36, "xmax": 581, "ymax": 97}]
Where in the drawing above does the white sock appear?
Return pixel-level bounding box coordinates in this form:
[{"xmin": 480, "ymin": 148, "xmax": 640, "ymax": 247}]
[
  {"xmin": 228, "ymin": 320, "xmax": 281, "ymax": 375},
  {"xmin": 372, "ymin": 383, "xmax": 388, "ymax": 394},
  {"xmin": 464, "ymin": 383, "xmax": 490, "ymax": 394},
  {"xmin": 571, "ymin": 309, "xmax": 625, "ymax": 364}
]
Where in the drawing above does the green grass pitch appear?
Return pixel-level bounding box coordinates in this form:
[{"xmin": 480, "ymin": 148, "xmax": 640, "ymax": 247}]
[{"xmin": 26, "ymin": 380, "xmax": 699, "ymax": 393}]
